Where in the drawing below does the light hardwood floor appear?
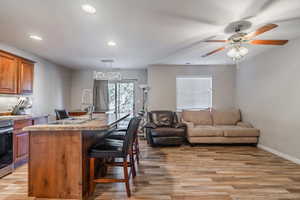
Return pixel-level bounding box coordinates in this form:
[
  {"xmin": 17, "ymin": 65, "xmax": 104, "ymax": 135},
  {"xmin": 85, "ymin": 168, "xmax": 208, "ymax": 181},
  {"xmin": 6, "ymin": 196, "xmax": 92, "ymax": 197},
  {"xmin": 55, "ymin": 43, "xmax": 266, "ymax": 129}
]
[{"xmin": 1, "ymin": 140, "xmax": 300, "ymax": 200}]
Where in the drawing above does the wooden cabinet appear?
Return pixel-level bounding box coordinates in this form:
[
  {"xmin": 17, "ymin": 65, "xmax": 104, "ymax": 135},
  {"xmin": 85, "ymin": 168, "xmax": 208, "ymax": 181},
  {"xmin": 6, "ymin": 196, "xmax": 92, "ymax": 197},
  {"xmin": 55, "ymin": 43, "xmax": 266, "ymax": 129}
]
[
  {"xmin": 13, "ymin": 116, "xmax": 48, "ymax": 168},
  {"xmin": 0, "ymin": 50, "xmax": 35, "ymax": 95},
  {"xmin": 18, "ymin": 59, "xmax": 34, "ymax": 94},
  {"xmin": 15, "ymin": 131, "xmax": 29, "ymax": 165},
  {"xmin": 13, "ymin": 119, "xmax": 32, "ymax": 168},
  {"xmin": 0, "ymin": 51, "xmax": 19, "ymax": 94}
]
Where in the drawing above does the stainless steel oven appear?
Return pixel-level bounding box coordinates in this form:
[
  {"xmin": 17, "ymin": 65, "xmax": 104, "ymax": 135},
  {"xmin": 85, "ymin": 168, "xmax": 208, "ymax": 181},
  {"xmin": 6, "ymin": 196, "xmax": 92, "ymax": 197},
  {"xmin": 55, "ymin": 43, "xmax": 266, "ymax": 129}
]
[{"xmin": 0, "ymin": 120, "xmax": 13, "ymax": 178}]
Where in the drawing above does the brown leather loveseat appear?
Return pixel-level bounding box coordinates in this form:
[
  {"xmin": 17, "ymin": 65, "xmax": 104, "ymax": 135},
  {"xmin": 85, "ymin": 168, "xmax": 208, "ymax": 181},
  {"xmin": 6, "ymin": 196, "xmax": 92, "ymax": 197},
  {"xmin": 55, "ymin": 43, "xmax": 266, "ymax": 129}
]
[{"xmin": 145, "ymin": 111, "xmax": 186, "ymax": 146}]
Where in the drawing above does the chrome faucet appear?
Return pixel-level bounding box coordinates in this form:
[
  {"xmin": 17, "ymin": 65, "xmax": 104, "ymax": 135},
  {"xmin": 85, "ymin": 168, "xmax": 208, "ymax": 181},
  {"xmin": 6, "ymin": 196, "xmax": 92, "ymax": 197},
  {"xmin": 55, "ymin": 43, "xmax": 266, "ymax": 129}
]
[{"xmin": 87, "ymin": 105, "xmax": 95, "ymax": 120}]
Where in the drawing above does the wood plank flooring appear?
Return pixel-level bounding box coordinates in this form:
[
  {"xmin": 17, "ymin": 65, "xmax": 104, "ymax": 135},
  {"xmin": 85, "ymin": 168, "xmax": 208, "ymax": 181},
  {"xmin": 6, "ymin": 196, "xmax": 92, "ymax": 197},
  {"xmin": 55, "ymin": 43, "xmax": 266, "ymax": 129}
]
[{"xmin": 1, "ymin": 140, "xmax": 300, "ymax": 200}]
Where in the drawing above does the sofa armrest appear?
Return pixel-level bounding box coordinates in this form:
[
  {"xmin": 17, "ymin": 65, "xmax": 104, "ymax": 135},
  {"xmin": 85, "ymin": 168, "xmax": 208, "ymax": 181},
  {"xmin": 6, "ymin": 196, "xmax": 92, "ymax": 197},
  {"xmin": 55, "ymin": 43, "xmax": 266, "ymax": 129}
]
[
  {"xmin": 144, "ymin": 122, "xmax": 157, "ymax": 129},
  {"xmin": 237, "ymin": 121, "xmax": 253, "ymax": 128},
  {"xmin": 182, "ymin": 119, "xmax": 194, "ymax": 128}
]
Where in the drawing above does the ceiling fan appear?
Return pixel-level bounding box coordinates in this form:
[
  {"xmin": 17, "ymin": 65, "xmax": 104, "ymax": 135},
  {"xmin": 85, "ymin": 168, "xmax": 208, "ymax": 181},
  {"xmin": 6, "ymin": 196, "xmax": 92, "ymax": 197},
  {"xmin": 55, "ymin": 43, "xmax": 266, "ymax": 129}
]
[{"xmin": 201, "ymin": 21, "xmax": 289, "ymax": 60}]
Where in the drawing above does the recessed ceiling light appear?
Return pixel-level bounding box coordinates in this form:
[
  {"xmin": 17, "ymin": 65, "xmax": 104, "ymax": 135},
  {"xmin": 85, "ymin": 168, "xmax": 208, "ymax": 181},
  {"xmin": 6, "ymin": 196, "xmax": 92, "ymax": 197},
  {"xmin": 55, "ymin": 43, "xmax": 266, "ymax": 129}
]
[
  {"xmin": 29, "ymin": 35, "xmax": 43, "ymax": 41},
  {"xmin": 107, "ymin": 41, "xmax": 116, "ymax": 46},
  {"xmin": 81, "ymin": 4, "xmax": 96, "ymax": 14}
]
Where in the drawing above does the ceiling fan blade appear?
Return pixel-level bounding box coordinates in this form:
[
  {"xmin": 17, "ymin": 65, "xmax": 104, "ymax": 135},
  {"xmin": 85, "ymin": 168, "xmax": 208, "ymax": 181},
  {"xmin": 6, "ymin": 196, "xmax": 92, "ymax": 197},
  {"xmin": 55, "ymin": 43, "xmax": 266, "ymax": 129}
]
[
  {"xmin": 249, "ymin": 40, "xmax": 288, "ymax": 45},
  {"xmin": 201, "ymin": 47, "xmax": 225, "ymax": 57},
  {"xmin": 245, "ymin": 24, "xmax": 278, "ymax": 40},
  {"xmin": 204, "ymin": 40, "xmax": 228, "ymax": 43}
]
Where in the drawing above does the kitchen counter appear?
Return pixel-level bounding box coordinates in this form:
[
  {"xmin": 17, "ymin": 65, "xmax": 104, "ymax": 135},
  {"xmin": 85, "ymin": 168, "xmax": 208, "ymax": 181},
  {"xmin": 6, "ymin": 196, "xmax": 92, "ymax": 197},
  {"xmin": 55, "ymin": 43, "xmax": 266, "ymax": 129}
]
[
  {"xmin": 0, "ymin": 114, "xmax": 49, "ymax": 121},
  {"xmin": 24, "ymin": 113, "xmax": 127, "ymax": 131}
]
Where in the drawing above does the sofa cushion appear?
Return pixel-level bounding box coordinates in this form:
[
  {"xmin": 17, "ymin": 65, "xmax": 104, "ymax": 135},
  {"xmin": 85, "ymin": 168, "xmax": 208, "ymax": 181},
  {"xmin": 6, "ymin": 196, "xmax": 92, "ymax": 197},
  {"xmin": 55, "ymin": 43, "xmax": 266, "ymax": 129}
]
[
  {"xmin": 187, "ymin": 136, "xmax": 258, "ymax": 144},
  {"xmin": 151, "ymin": 127, "xmax": 185, "ymax": 137},
  {"xmin": 187, "ymin": 125, "xmax": 224, "ymax": 137},
  {"xmin": 212, "ymin": 109, "xmax": 241, "ymax": 125},
  {"xmin": 182, "ymin": 110, "xmax": 212, "ymax": 125},
  {"xmin": 216, "ymin": 126, "xmax": 260, "ymax": 137}
]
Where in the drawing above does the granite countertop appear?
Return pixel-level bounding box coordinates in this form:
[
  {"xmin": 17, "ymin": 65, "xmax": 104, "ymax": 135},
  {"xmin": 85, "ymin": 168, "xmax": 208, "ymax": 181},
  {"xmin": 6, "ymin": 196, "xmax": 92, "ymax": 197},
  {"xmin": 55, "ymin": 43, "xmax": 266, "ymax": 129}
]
[
  {"xmin": 23, "ymin": 113, "xmax": 117, "ymax": 132},
  {"xmin": 0, "ymin": 114, "xmax": 49, "ymax": 121}
]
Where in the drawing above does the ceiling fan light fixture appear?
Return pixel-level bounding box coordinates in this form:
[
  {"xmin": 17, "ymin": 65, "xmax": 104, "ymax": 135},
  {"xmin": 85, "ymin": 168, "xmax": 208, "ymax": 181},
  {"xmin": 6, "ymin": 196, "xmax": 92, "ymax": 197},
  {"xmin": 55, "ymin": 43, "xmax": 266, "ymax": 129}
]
[
  {"xmin": 239, "ymin": 47, "xmax": 249, "ymax": 56},
  {"xmin": 227, "ymin": 46, "xmax": 248, "ymax": 61},
  {"xmin": 81, "ymin": 4, "xmax": 96, "ymax": 14}
]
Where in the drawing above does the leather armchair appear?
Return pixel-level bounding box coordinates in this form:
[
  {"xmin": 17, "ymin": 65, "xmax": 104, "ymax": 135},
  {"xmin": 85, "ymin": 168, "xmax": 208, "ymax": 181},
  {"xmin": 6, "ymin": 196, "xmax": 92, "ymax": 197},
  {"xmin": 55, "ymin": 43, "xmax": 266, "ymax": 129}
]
[{"xmin": 145, "ymin": 111, "xmax": 186, "ymax": 146}]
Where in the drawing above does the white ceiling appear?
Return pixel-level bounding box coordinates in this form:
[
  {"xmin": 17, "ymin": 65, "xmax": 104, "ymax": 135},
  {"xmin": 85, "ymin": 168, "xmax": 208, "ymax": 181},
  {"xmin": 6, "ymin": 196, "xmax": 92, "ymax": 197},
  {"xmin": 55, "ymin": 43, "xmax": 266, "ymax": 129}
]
[{"xmin": 0, "ymin": 0, "xmax": 300, "ymax": 69}]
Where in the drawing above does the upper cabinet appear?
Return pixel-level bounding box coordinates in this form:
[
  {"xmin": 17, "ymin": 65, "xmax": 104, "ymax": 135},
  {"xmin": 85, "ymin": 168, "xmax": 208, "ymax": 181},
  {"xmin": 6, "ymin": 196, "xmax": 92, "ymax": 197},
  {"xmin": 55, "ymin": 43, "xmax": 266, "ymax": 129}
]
[
  {"xmin": 18, "ymin": 59, "xmax": 34, "ymax": 94},
  {"xmin": 0, "ymin": 50, "xmax": 35, "ymax": 95},
  {"xmin": 0, "ymin": 51, "xmax": 19, "ymax": 94}
]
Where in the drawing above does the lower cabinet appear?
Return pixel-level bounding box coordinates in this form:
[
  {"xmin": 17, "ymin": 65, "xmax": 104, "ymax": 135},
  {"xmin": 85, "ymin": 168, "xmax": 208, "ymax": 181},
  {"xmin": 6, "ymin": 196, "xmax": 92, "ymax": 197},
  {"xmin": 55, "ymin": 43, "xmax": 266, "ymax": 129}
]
[
  {"xmin": 13, "ymin": 116, "xmax": 48, "ymax": 168},
  {"xmin": 14, "ymin": 131, "xmax": 29, "ymax": 167}
]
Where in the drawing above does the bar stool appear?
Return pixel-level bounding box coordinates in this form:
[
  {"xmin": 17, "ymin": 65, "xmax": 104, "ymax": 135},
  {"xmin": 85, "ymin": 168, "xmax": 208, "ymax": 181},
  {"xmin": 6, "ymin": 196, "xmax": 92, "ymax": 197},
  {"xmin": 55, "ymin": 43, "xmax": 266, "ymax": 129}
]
[
  {"xmin": 54, "ymin": 109, "xmax": 69, "ymax": 120},
  {"xmin": 106, "ymin": 124, "xmax": 141, "ymax": 164},
  {"xmin": 89, "ymin": 117, "xmax": 141, "ymax": 197}
]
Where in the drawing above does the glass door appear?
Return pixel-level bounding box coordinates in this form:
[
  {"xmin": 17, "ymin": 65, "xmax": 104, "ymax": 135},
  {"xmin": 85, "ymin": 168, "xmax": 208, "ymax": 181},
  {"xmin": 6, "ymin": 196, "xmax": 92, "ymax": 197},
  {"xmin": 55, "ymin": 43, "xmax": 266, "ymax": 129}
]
[{"xmin": 108, "ymin": 80, "xmax": 135, "ymax": 116}]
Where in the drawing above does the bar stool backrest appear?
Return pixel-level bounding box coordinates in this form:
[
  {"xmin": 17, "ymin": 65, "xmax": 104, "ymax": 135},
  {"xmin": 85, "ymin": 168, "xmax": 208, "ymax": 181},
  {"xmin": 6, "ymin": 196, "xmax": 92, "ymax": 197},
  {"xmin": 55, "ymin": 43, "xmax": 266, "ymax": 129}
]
[
  {"xmin": 55, "ymin": 109, "xmax": 69, "ymax": 120},
  {"xmin": 122, "ymin": 117, "xmax": 141, "ymax": 155}
]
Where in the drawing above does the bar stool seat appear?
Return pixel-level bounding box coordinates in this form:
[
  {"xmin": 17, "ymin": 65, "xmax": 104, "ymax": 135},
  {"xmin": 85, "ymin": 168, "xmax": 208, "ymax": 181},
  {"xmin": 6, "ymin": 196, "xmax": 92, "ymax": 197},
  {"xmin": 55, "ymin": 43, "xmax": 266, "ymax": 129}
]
[
  {"xmin": 106, "ymin": 131, "xmax": 126, "ymax": 140},
  {"xmin": 90, "ymin": 139, "xmax": 123, "ymax": 158}
]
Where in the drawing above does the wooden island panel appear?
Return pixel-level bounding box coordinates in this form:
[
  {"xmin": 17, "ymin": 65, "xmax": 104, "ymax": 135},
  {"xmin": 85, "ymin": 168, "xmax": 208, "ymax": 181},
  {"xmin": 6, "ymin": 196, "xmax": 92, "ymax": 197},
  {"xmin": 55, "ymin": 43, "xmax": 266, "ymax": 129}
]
[{"xmin": 28, "ymin": 130, "xmax": 105, "ymax": 199}]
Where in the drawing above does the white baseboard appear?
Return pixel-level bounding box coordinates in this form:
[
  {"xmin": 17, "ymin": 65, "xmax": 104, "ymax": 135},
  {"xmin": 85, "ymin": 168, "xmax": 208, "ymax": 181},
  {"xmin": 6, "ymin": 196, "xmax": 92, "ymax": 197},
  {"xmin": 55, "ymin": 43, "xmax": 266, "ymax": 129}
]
[{"xmin": 258, "ymin": 144, "xmax": 300, "ymax": 165}]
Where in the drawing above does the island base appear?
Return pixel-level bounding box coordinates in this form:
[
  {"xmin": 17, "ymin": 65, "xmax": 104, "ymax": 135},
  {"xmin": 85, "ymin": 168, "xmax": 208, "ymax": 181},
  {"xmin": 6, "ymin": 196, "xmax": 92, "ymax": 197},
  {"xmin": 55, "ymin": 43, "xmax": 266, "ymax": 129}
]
[{"xmin": 28, "ymin": 130, "xmax": 106, "ymax": 199}]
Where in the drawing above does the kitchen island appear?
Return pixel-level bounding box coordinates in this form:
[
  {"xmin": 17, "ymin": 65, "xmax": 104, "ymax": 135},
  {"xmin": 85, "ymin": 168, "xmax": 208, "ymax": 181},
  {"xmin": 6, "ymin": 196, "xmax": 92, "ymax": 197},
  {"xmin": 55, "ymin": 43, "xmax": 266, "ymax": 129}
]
[{"xmin": 24, "ymin": 113, "xmax": 129, "ymax": 200}]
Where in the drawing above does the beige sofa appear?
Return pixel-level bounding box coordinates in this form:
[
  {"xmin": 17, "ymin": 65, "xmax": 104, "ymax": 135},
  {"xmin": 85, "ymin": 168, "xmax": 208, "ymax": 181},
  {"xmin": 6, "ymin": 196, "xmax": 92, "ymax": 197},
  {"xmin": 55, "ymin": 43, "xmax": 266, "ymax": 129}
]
[{"xmin": 181, "ymin": 109, "xmax": 260, "ymax": 144}]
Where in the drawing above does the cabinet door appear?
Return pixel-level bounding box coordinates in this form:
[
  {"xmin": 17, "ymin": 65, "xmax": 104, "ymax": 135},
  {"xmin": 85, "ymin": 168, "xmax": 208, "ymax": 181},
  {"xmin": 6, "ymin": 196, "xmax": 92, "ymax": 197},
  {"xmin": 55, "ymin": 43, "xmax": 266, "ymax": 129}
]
[
  {"xmin": 19, "ymin": 59, "xmax": 34, "ymax": 94},
  {"xmin": 14, "ymin": 132, "xmax": 29, "ymax": 165},
  {"xmin": 0, "ymin": 51, "xmax": 18, "ymax": 94}
]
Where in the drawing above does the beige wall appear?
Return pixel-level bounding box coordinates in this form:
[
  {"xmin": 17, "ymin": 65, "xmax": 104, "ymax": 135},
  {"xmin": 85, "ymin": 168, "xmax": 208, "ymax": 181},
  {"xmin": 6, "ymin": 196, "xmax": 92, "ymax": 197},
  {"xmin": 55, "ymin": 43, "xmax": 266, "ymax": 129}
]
[
  {"xmin": 236, "ymin": 37, "xmax": 300, "ymax": 160},
  {"xmin": 148, "ymin": 65, "xmax": 236, "ymax": 111},
  {"xmin": 70, "ymin": 69, "xmax": 147, "ymax": 113},
  {"xmin": 0, "ymin": 43, "xmax": 72, "ymax": 115}
]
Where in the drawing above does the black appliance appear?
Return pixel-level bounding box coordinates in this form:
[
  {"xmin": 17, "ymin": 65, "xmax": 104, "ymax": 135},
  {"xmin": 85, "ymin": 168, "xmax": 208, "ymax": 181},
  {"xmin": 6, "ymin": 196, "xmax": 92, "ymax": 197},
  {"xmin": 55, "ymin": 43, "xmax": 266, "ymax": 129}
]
[{"xmin": 0, "ymin": 120, "xmax": 13, "ymax": 178}]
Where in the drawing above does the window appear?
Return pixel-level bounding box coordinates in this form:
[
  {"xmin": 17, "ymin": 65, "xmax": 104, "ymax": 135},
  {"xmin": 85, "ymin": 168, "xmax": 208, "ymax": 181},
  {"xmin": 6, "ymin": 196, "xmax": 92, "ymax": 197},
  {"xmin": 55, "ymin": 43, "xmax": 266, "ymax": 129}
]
[
  {"xmin": 176, "ymin": 76, "xmax": 212, "ymax": 110},
  {"xmin": 108, "ymin": 80, "xmax": 135, "ymax": 115}
]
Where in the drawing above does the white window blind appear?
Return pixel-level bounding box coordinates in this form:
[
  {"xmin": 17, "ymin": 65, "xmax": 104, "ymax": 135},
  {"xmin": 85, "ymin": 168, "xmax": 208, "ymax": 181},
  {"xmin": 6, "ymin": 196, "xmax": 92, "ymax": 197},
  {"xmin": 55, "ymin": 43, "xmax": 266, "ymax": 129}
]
[{"xmin": 176, "ymin": 77, "xmax": 212, "ymax": 110}]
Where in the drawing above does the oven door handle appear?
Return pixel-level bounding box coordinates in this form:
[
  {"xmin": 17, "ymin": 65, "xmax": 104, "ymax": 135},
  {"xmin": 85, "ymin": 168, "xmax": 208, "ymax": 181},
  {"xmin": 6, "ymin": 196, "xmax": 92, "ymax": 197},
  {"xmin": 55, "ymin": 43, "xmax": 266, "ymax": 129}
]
[{"xmin": 0, "ymin": 127, "xmax": 13, "ymax": 134}]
